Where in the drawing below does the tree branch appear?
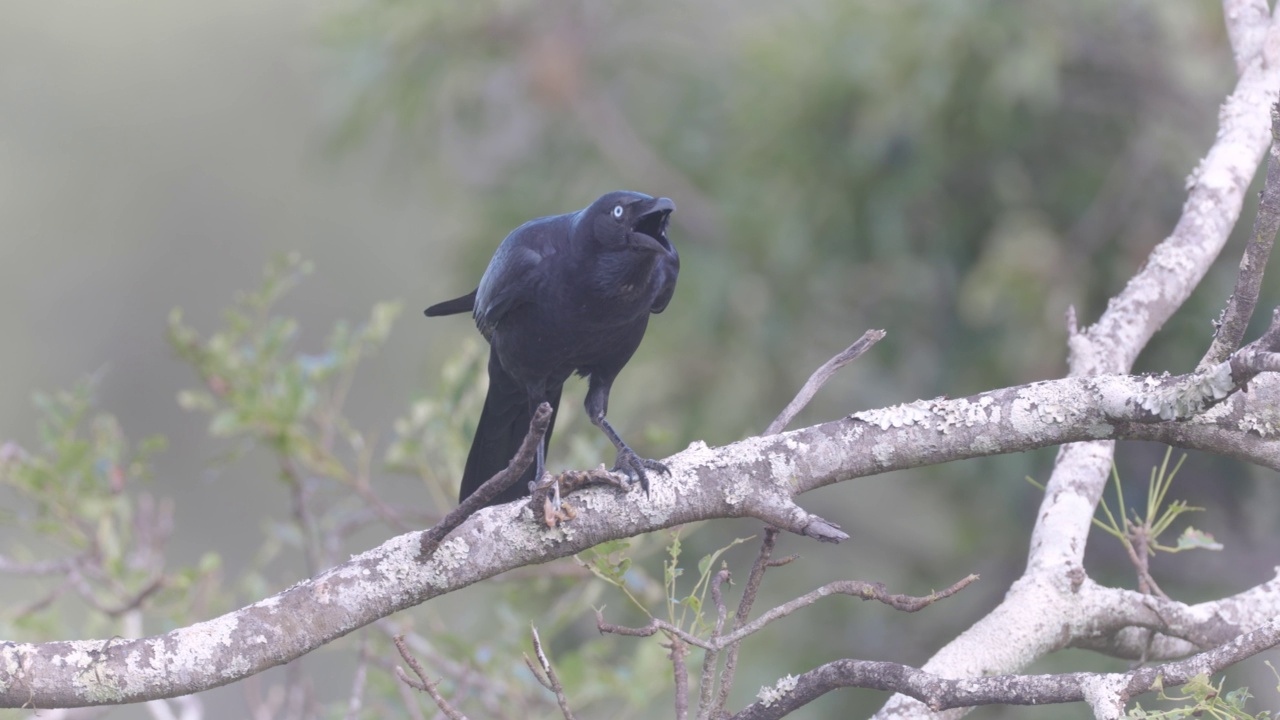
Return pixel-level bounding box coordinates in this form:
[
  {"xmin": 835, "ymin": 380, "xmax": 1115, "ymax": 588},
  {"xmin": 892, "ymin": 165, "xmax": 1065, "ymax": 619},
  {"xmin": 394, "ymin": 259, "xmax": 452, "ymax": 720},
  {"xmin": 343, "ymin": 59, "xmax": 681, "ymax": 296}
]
[
  {"xmin": 731, "ymin": 617, "xmax": 1280, "ymax": 720},
  {"xmin": 523, "ymin": 627, "xmax": 575, "ymax": 720},
  {"xmin": 392, "ymin": 635, "xmax": 465, "ymax": 720},
  {"xmin": 1198, "ymin": 101, "xmax": 1280, "ymax": 369},
  {"xmin": 765, "ymin": 330, "xmax": 886, "ymax": 435},
  {"xmin": 417, "ymin": 402, "xmax": 552, "ymax": 560},
  {"xmin": 8, "ymin": 360, "xmax": 1280, "ymax": 708},
  {"xmin": 875, "ymin": 4, "xmax": 1280, "ymax": 716}
]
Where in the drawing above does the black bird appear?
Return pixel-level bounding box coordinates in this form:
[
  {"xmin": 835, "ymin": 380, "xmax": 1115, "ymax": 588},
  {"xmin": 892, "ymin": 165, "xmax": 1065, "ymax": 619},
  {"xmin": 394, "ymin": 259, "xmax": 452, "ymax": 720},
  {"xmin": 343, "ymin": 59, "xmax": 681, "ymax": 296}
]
[{"xmin": 425, "ymin": 191, "xmax": 679, "ymax": 506}]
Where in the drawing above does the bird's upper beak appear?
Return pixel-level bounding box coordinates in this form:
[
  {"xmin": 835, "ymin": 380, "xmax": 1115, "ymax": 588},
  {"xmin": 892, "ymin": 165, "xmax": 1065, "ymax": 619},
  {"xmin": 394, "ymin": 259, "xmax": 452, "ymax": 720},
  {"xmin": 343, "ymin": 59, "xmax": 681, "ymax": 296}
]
[{"xmin": 631, "ymin": 197, "xmax": 676, "ymax": 252}]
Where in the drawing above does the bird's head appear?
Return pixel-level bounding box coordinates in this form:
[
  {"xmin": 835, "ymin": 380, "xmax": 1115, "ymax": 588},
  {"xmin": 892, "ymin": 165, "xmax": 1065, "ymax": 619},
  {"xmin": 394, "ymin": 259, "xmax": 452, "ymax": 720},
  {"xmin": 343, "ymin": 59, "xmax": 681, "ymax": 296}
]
[{"xmin": 582, "ymin": 191, "xmax": 676, "ymax": 254}]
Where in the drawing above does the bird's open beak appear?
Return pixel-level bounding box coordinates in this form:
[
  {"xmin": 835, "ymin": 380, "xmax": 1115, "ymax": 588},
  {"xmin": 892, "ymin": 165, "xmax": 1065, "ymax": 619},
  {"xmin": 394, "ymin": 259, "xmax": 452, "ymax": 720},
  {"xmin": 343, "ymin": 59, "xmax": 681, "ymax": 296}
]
[{"xmin": 631, "ymin": 197, "xmax": 675, "ymax": 252}]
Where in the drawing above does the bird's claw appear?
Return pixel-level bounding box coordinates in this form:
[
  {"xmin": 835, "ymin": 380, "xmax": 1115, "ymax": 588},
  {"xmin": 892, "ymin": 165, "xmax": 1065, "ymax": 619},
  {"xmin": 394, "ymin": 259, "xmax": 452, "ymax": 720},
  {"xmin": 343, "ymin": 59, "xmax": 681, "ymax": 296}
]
[
  {"xmin": 612, "ymin": 450, "xmax": 669, "ymax": 496},
  {"xmin": 531, "ymin": 471, "xmax": 562, "ymax": 513}
]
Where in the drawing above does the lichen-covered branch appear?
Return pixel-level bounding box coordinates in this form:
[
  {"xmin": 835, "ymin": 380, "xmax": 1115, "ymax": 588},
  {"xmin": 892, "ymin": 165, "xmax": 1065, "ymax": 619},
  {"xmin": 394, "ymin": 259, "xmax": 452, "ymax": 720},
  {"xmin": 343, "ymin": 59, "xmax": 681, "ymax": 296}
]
[
  {"xmin": 872, "ymin": 3, "xmax": 1280, "ymax": 717},
  {"xmin": 732, "ymin": 617, "xmax": 1280, "ymax": 720},
  {"xmin": 6, "ymin": 353, "xmax": 1280, "ymax": 708},
  {"xmin": 1198, "ymin": 103, "xmax": 1280, "ymax": 369}
]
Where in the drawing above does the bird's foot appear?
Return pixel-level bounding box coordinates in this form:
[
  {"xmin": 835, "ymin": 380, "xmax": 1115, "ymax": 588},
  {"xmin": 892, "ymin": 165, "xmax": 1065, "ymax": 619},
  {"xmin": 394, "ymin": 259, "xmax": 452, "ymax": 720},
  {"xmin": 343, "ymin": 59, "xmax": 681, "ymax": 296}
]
[
  {"xmin": 611, "ymin": 449, "xmax": 669, "ymax": 497},
  {"xmin": 530, "ymin": 472, "xmax": 563, "ymax": 511},
  {"xmin": 530, "ymin": 472, "xmax": 579, "ymax": 527}
]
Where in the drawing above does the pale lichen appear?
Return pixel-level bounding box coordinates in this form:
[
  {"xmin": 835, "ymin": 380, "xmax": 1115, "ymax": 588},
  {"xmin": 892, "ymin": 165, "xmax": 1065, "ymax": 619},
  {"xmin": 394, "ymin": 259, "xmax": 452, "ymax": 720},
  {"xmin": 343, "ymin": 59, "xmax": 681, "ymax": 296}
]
[
  {"xmin": 421, "ymin": 536, "xmax": 471, "ymax": 588},
  {"xmin": 757, "ymin": 673, "xmax": 798, "ymax": 708},
  {"xmin": 1137, "ymin": 363, "xmax": 1234, "ymax": 420},
  {"xmin": 1239, "ymin": 412, "xmax": 1278, "ymax": 437},
  {"xmin": 723, "ymin": 475, "xmax": 750, "ymax": 506},
  {"xmin": 854, "ymin": 401, "xmax": 934, "ymax": 430}
]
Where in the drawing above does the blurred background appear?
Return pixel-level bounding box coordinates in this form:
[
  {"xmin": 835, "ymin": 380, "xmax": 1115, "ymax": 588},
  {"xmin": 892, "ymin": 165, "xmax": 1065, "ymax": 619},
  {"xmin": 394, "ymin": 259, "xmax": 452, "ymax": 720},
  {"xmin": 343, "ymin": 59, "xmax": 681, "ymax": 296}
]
[{"xmin": 3, "ymin": 0, "xmax": 1280, "ymax": 717}]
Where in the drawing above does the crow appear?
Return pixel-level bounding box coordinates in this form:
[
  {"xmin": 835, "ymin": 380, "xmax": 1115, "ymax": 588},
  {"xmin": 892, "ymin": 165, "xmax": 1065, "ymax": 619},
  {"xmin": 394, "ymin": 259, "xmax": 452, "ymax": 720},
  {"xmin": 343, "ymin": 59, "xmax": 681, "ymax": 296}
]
[{"xmin": 425, "ymin": 191, "xmax": 679, "ymax": 506}]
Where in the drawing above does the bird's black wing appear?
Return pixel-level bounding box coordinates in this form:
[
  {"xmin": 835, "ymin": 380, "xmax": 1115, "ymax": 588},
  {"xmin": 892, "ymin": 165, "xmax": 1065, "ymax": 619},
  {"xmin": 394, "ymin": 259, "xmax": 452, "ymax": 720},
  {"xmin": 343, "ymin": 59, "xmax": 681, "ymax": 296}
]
[{"xmin": 473, "ymin": 218, "xmax": 562, "ymax": 339}]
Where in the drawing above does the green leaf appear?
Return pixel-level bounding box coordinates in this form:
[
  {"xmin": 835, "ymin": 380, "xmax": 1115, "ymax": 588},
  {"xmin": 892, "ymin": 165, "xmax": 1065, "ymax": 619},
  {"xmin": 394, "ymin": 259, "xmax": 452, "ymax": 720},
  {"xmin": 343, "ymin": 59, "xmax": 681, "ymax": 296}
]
[
  {"xmin": 177, "ymin": 390, "xmax": 216, "ymax": 412},
  {"xmin": 208, "ymin": 409, "xmax": 242, "ymax": 437},
  {"xmin": 697, "ymin": 553, "xmax": 713, "ymax": 577},
  {"xmin": 1175, "ymin": 526, "xmax": 1223, "ymax": 552},
  {"xmin": 1223, "ymin": 685, "xmax": 1252, "ymax": 708}
]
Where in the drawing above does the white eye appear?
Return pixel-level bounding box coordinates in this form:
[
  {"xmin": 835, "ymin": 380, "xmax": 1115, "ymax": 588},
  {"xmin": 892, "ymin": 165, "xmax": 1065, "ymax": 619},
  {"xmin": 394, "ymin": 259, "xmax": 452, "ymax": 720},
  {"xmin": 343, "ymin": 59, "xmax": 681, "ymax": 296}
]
[{"xmin": 612, "ymin": 205, "xmax": 624, "ymax": 219}]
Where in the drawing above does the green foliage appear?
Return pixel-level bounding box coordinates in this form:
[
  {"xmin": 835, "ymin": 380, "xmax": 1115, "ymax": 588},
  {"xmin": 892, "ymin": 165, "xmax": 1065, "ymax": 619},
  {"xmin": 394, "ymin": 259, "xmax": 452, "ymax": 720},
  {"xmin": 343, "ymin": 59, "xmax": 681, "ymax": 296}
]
[
  {"xmin": 587, "ymin": 528, "xmax": 752, "ymax": 636},
  {"xmin": 169, "ymin": 252, "xmax": 402, "ymax": 483},
  {"xmin": 0, "ymin": 379, "xmax": 219, "ymax": 636},
  {"xmin": 666, "ymin": 530, "xmax": 751, "ymax": 635},
  {"xmin": 1028, "ymin": 446, "xmax": 1222, "ymax": 582},
  {"xmin": 1127, "ymin": 673, "xmax": 1274, "ymax": 719},
  {"xmin": 584, "ymin": 526, "xmax": 755, "ymax": 712},
  {"xmin": 385, "ymin": 337, "xmax": 488, "ymax": 507},
  {"xmin": 1091, "ymin": 448, "xmax": 1222, "ymax": 557}
]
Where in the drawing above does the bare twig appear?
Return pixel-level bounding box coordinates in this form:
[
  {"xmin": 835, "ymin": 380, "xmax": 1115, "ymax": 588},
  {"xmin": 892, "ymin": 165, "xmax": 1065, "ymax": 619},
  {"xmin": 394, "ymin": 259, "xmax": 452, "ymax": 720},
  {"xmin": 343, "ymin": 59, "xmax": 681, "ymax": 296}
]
[
  {"xmin": 669, "ymin": 636, "xmax": 691, "ymax": 720},
  {"xmin": 733, "ymin": 617, "xmax": 1280, "ymax": 720},
  {"xmin": 65, "ymin": 570, "xmax": 164, "ymax": 619},
  {"xmin": 696, "ymin": 568, "xmax": 733, "ymax": 720},
  {"xmin": 379, "ymin": 623, "xmax": 513, "ymax": 715},
  {"xmin": 0, "ymin": 553, "xmax": 85, "ymax": 576},
  {"xmin": 717, "ymin": 575, "xmax": 978, "ymax": 649},
  {"xmin": 524, "ymin": 627, "xmax": 575, "ymax": 720},
  {"xmin": 598, "ymin": 575, "xmax": 978, "ymax": 654},
  {"xmin": 1126, "ymin": 528, "xmax": 1169, "ymax": 601},
  {"xmin": 392, "ymin": 635, "xmax": 467, "ymax": 720},
  {"xmin": 766, "ymin": 330, "xmax": 886, "ymax": 435},
  {"xmin": 597, "ymin": 612, "xmax": 710, "ymax": 649},
  {"xmin": 391, "ymin": 673, "xmax": 427, "ymax": 720},
  {"xmin": 1198, "ymin": 101, "xmax": 1280, "ymax": 370},
  {"xmin": 281, "ymin": 460, "xmax": 323, "ymax": 574},
  {"xmin": 418, "ymin": 402, "xmax": 553, "ymax": 561},
  {"xmin": 714, "ymin": 528, "xmax": 784, "ymax": 715}
]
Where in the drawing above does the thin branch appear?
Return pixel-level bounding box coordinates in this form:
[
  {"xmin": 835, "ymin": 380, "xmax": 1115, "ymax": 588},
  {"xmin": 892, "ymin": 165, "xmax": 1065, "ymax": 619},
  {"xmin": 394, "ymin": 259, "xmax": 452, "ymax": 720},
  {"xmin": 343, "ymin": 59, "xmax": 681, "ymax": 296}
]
[
  {"xmin": 281, "ymin": 460, "xmax": 323, "ymax": 575},
  {"xmin": 417, "ymin": 402, "xmax": 553, "ymax": 560},
  {"xmin": 668, "ymin": 636, "xmax": 691, "ymax": 720},
  {"xmin": 379, "ymin": 622, "xmax": 516, "ymax": 713},
  {"xmin": 0, "ymin": 553, "xmax": 86, "ymax": 576},
  {"xmin": 524, "ymin": 627, "xmax": 575, "ymax": 720},
  {"xmin": 714, "ymin": 528, "xmax": 782, "ymax": 715},
  {"xmin": 597, "ymin": 575, "xmax": 977, "ymax": 654},
  {"xmin": 696, "ymin": 568, "xmax": 732, "ymax": 720},
  {"xmin": 596, "ymin": 612, "xmax": 710, "ymax": 650},
  {"xmin": 65, "ymin": 570, "xmax": 165, "ymax": 619},
  {"xmin": 766, "ymin": 330, "xmax": 886, "ymax": 435},
  {"xmin": 733, "ymin": 617, "xmax": 1280, "ymax": 720},
  {"xmin": 392, "ymin": 635, "xmax": 467, "ymax": 720},
  {"xmin": 715, "ymin": 575, "xmax": 978, "ymax": 649},
  {"xmin": 1198, "ymin": 100, "xmax": 1280, "ymax": 369}
]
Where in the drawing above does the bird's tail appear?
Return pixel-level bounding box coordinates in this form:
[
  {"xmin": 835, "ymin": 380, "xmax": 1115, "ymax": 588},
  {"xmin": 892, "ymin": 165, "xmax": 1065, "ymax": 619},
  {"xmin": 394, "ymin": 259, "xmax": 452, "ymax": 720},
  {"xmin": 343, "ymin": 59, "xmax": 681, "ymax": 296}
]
[
  {"xmin": 459, "ymin": 349, "xmax": 560, "ymax": 505},
  {"xmin": 424, "ymin": 289, "xmax": 477, "ymax": 317}
]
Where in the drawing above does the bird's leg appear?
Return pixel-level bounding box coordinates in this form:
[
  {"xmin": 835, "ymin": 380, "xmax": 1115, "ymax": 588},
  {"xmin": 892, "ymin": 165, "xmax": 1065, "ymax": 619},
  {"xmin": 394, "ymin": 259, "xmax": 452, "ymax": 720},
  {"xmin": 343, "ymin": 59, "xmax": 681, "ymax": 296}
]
[{"xmin": 585, "ymin": 380, "xmax": 667, "ymax": 496}]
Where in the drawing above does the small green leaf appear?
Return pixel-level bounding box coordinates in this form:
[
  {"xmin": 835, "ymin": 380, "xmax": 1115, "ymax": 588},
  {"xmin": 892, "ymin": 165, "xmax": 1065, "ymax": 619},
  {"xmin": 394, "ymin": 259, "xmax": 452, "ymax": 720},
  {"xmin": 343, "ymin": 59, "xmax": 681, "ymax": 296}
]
[
  {"xmin": 697, "ymin": 553, "xmax": 713, "ymax": 577},
  {"xmin": 1175, "ymin": 526, "xmax": 1223, "ymax": 552},
  {"xmin": 177, "ymin": 390, "xmax": 216, "ymax": 412},
  {"xmin": 1223, "ymin": 685, "xmax": 1252, "ymax": 708},
  {"xmin": 208, "ymin": 409, "xmax": 242, "ymax": 437}
]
